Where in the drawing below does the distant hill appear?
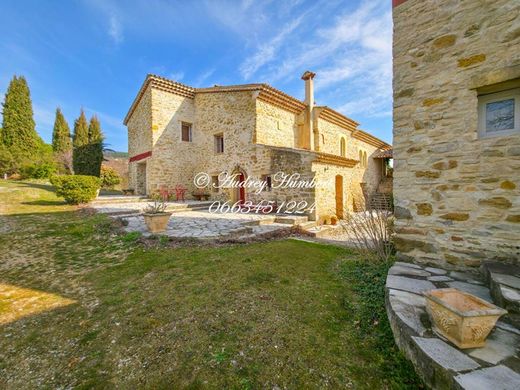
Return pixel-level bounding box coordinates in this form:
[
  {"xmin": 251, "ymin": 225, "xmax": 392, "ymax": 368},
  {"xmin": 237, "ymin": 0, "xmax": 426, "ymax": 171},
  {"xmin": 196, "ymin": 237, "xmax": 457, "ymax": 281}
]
[{"xmin": 104, "ymin": 150, "xmax": 128, "ymax": 158}]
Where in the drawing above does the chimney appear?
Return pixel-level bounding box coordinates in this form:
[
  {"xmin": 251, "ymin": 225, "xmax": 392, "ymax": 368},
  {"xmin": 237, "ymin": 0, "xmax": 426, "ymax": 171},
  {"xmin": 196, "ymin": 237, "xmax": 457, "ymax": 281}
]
[{"xmin": 301, "ymin": 71, "xmax": 316, "ymax": 150}]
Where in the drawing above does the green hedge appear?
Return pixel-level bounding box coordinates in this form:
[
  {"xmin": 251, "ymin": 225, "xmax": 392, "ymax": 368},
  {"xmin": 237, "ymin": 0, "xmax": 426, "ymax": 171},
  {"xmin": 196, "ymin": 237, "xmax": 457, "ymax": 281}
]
[{"xmin": 50, "ymin": 175, "xmax": 101, "ymax": 204}]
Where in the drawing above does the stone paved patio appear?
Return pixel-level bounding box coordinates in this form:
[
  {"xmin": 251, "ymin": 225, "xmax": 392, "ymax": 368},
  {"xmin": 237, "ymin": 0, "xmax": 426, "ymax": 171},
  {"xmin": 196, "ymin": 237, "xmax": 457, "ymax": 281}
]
[
  {"xmin": 385, "ymin": 261, "xmax": 520, "ymax": 389},
  {"xmin": 91, "ymin": 199, "xmax": 303, "ymax": 240},
  {"xmin": 121, "ymin": 210, "xmax": 292, "ymax": 240}
]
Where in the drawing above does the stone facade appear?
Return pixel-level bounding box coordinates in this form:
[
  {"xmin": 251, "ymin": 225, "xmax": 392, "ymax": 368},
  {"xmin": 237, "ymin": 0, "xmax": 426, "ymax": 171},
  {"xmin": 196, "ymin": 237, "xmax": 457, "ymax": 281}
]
[
  {"xmin": 124, "ymin": 73, "xmax": 390, "ymax": 220},
  {"xmin": 393, "ymin": 0, "xmax": 520, "ymax": 268}
]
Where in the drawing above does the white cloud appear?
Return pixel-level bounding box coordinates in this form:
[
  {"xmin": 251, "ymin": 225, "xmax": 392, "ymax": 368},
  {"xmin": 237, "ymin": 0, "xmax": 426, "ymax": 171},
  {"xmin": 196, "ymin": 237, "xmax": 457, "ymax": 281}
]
[
  {"xmin": 108, "ymin": 14, "xmax": 123, "ymax": 44},
  {"xmin": 239, "ymin": 16, "xmax": 304, "ymax": 80},
  {"xmin": 233, "ymin": 0, "xmax": 392, "ymax": 118},
  {"xmin": 168, "ymin": 71, "xmax": 184, "ymax": 81},
  {"xmin": 193, "ymin": 68, "xmax": 216, "ymax": 87}
]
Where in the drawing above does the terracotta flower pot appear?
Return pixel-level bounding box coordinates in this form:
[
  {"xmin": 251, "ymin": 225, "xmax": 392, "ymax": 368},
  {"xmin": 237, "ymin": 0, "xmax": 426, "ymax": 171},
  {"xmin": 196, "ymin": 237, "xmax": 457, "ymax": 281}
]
[
  {"xmin": 424, "ymin": 288, "xmax": 507, "ymax": 349},
  {"xmin": 143, "ymin": 212, "xmax": 172, "ymax": 233}
]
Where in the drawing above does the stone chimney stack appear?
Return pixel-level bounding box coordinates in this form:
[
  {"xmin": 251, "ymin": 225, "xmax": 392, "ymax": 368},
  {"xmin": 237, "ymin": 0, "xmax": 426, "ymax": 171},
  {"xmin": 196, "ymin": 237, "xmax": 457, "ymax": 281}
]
[{"xmin": 301, "ymin": 71, "xmax": 316, "ymax": 150}]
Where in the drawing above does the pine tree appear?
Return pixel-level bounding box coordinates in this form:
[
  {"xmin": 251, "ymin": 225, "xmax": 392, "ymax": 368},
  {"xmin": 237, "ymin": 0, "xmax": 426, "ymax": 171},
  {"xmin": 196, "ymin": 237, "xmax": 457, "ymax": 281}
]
[
  {"xmin": 52, "ymin": 108, "xmax": 72, "ymax": 153},
  {"xmin": 1, "ymin": 75, "xmax": 42, "ymax": 155},
  {"xmin": 88, "ymin": 115, "xmax": 104, "ymax": 177},
  {"xmin": 72, "ymin": 110, "xmax": 90, "ymax": 175}
]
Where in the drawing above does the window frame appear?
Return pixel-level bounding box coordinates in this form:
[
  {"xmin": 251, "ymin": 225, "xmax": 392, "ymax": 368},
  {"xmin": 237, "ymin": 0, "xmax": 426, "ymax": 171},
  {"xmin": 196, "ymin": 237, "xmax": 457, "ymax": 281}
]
[
  {"xmin": 211, "ymin": 175, "xmax": 219, "ymax": 192},
  {"xmin": 214, "ymin": 133, "xmax": 224, "ymax": 154},
  {"xmin": 181, "ymin": 122, "xmax": 192, "ymax": 142},
  {"xmin": 340, "ymin": 137, "xmax": 346, "ymax": 157},
  {"xmin": 478, "ymin": 89, "xmax": 520, "ymax": 138}
]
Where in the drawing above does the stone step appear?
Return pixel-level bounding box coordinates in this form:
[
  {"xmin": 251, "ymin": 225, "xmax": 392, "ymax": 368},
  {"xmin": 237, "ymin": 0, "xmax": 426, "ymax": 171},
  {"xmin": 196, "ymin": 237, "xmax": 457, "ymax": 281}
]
[
  {"xmin": 301, "ymin": 225, "xmax": 333, "ymax": 238},
  {"xmin": 298, "ymin": 220, "xmax": 317, "ymax": 230},
  {"xmin": 481, "ymin": 262, "xmax": 520, "ymax": 314},
  {"xmin": 274, "ymin": 215, "xmax": 309, "ymax": 225},
  {"xmin": 243, "ymin": 217, "xmax": 276, "ymax": 226},
  {"xmin": 92, "ymin": 196, "xmax": 147, "ymax": 204}
]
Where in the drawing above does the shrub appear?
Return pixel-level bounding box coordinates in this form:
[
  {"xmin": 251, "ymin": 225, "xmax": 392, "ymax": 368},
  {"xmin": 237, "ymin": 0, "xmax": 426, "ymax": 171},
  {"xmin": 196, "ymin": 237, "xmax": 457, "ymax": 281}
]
[
  {"xmin": 21, "ymin": 162, "xmax": 57, "ymax": 179},
  {"xmin": 100, "ymin": 166, "xmax": 121, "ymax": 189},
  {"xmin": 50, "ymin": 175, "xmax": 101, "ymax": 204}
]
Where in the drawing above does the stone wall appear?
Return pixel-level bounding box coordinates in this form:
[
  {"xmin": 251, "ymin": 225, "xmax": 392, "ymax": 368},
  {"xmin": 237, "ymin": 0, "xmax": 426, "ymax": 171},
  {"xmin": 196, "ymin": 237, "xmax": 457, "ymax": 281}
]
[
  {"xmin": 393, "ymin": 0, "xmax": 520, "ymax": 269},
  {"xmin": 316, "ymin": 117, "xmax": 383, "ymax": 210},
  {"xmin": 255, "ymin": 99, "xmax": 300, "ymax": 148},
  {"xmin": 127, "ymin": 86, "xmax": 152, "ymax": 192}
]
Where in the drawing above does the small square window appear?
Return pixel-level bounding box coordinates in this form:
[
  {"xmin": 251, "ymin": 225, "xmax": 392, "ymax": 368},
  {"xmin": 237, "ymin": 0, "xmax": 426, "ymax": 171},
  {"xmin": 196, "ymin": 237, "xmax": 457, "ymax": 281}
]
[
  {"xmin": 181, "ymin": 122, "xmax": 192, "ymax": 142},
  {"xmin": 478, "ymin": 89, "xmax": 520, "ymax": 138},
  {"xmin": 261, "ymin": 174, "xmax": 272, "ymax": 192},
  {"xmin": 211, "ymin": 176, "xmax": 219, "ymax": 192},
  {"xmin": 214, "ymin": 134, "xmax": 224, "ymax": 153}
]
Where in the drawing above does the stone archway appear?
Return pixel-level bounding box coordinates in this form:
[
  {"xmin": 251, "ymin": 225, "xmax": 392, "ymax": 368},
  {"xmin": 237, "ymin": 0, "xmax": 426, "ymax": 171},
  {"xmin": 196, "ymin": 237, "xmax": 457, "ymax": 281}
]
[{"xmin": 230, "ymin": 166, "xmax": 247, "ymax": 204}]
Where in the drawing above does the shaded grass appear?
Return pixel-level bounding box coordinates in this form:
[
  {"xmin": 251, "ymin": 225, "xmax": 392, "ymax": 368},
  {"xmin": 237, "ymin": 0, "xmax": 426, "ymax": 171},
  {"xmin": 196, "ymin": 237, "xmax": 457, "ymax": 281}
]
[{"xmin": 0, "ymin": 180, "xmax": 421, "ymax": 388}]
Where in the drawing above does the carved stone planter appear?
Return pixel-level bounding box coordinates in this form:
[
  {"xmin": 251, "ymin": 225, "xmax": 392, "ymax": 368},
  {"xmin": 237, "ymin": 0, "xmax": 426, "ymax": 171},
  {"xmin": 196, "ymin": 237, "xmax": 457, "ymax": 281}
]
[
  {"xmin": 143, "ymin": 212, "xmax": 172, "ymax": 233},
  {"xmin": 424, "ymin": 288, "xmax": 507, "ymax": 349}
]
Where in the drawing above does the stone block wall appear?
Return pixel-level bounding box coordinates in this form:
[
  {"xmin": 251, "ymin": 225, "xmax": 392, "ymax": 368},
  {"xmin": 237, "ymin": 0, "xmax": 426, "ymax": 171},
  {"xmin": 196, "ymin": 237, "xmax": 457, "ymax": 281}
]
[
  {"xmin": 393, "ymin": 0, "xmax": 520, "ymax": 268},
  {"xmin": 127, "ymin": 86, "xmax": 152, "ymax": 192}
]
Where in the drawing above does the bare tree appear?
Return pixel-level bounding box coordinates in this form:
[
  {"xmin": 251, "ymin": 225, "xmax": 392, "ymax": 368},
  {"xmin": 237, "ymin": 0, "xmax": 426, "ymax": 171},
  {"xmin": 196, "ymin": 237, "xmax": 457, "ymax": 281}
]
[{"xmin": 339, "ymin": 206, "xmax": 395, "ymax": 262}]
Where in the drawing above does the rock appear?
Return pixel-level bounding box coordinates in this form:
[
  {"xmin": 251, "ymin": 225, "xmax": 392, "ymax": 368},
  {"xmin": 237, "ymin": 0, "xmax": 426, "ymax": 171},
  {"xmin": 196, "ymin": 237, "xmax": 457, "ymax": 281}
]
[
  {"xmin": 386, "ymin": 275, "xmax": 436, "ymax": 294},
  {"xmin": 454, "ymin": 365, "xmax": 520, "ymax": 390},
  {"xmin": 412, "ymin": 337, "xmax": 480, "ymax": 372},
  {"xmin": 450, "ymin": 271, "xmax": 484, "ymax": 284},
  {"xmin": 491, "ymin": 273, "xmax": 520, "ymax": 290},
  {"xmin": 389, "ymin": 290, "xmax": 428, "ymax": 336},
  {"xmin": 389, "ymin": 265, "xmax": 431, "ymax": 277},
  {"xmin": 478, "ymin": 197, "xmax": 513, "ymax": 209},
  {"xmin": 440, "ymin": 213, "xmax": 470, "ymax": 221},
  {"xmin": 415, "ymin": 170, "xmax": 441, "ymax": 178},
  {"xmin": 425, "ymin": 267, "xmax": 447, "ymax": 275},
  {"xmin": 416, "ymin": 203, "xmax": 433, "ymax": 216},
  {"xmin": 394, "ymin": 261, "xmax": 423, "ymax": 269},
  {"xmin": 457, "ymin": 54, "xmax": 486, "ymax": 68},
  {"xmin": 428, "ymin": 275, "xmax": 453, "ymax": 282},
  {"xmin": 468, "ymin": 328, "xmax": 520, "ymax": 364},
  {"xmin": 447, "ymin": 281, "xmax": 492, "ymax": 302}
]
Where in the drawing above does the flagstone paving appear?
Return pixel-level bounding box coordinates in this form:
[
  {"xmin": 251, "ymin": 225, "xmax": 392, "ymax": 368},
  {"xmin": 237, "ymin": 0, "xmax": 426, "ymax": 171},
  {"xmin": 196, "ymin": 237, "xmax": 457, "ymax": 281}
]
[{"xmin": 385, "ymin": 261, "xmax": 520, "ymax": 390}]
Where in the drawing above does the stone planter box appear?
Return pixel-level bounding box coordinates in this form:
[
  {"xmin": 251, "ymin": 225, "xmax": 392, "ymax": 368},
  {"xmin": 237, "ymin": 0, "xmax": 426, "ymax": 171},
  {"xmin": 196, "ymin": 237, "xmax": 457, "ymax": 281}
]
[
  {"xmin": 424, "ymin": 288, "xmax": 507, "ymax": 349},
  {"xmin": 143, "ymin": 212, "xmax": 172, "ymax": 233}
]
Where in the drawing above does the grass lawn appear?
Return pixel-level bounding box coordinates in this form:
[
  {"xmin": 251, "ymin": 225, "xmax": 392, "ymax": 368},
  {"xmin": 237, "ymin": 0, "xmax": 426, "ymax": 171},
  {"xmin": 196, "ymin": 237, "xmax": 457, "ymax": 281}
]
[{"xmin": 0, "ymin": 180, "xmax": 422, "ymax": 389}]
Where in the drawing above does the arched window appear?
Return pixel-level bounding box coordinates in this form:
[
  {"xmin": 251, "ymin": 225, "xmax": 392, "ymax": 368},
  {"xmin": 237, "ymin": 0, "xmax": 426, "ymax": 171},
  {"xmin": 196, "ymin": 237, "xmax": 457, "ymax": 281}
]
[
  {"xmin": 340, "ymin": 138, "xmax": 346, "ymax": 157},
  {"xmin": 363, "ymin": 151, "xmax": 368, "ymax": 168},
  {"xmin": 359, "ymin": 150, "xmax": 363, "ymax": 166}
]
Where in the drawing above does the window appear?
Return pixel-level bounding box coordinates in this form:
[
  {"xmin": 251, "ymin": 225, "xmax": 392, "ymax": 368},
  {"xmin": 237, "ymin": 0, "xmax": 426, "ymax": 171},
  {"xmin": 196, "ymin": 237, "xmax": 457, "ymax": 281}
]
[
  {"xmin": 340, "ymin": 138, "xmax": 346, "ymax": 157},
  {"xmin": 363, "ymin": 151, "xmax": 368, "ymax": 168},
  {"xmin": 261, "ymin": 174, "xmax": 272, "ymax": 192},
  {"xmin": 181, "ymin": 122, "xmax": 192, "ymax": 142},
  {"xmin": 214, "ymin": 134, "xmax": 224, "ymax": 153},
  {"xmin": 211, "ymin": 175, "xmax": 219, "ymax": 192},
  {"xmin": 359, "ymin": 150, "xmax": 363, "ymax": 166},
  {"xmin": 478, "ymin": 88, "xmax": 520, "ymax": 138}
]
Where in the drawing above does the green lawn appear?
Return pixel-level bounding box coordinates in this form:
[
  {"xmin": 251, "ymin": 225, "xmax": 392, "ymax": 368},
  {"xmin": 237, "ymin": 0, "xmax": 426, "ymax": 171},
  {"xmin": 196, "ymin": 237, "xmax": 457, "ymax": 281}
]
[{"xmin": 0, "ymin": 180, "xmax": 421, "ymax": 389}]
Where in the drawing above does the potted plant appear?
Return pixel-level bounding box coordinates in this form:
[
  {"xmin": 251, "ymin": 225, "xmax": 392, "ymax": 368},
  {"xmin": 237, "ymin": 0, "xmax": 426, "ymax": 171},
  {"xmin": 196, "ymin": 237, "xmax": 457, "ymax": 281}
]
[
  {"xmin": 143, "ymin": 198, "xmax": 172, "ymax": 233},
  {"xmin": 424, "ymin": 288, "xmax": 507, "ymax": 349}
]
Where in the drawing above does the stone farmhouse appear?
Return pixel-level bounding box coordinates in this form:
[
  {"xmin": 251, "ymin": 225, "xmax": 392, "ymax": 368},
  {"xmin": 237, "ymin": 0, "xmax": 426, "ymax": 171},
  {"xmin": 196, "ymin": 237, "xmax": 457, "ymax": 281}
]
[
  {"xmin": 393, "ymin": 0, "xmax": 520, "ymax": 268},
  {"xmin": 124, "ymin": 72, "xmax": 391, "ymax": 220}
]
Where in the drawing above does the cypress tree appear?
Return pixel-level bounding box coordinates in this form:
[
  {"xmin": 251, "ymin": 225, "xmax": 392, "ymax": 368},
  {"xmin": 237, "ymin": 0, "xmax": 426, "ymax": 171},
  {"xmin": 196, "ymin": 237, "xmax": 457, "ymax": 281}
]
[
  {"xmin": 72, "ymin": 110, "xmax": 90, "ymax": 175},
  {"xmin": 1, "ymin": 75, "xmax": 41, "ymax": 155},
  {"xmin": 88, "ymin": 115, "xmax": 104, "ymax": 177},
  {"xmin": 52, "ymin": 108, "xmax": 72, "ymax": 153}
]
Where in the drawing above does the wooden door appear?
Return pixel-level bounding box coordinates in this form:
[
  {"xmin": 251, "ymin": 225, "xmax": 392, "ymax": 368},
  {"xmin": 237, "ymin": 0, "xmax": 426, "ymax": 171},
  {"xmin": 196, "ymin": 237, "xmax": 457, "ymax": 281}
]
[{"xmin": 335, "ymin": 175, "xmax": 343, "ymax": 219}]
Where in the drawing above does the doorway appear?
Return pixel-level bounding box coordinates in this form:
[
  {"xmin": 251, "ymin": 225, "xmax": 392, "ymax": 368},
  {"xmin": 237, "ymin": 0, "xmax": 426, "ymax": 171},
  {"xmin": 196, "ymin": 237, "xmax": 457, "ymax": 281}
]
[
  {"xmin": 335, "ymin": 175, "xmax": 344, "ymax": 219},
  {"xmin": 136, "ymin": 162, "xmax": 147, "ymax": 195}
]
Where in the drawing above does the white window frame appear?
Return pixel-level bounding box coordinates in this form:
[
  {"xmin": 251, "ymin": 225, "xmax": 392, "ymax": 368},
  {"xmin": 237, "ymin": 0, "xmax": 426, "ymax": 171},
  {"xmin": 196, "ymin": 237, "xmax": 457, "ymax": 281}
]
[{"xmin": 478, "ymin": 89, "xmax": 520, "ymax": 138}]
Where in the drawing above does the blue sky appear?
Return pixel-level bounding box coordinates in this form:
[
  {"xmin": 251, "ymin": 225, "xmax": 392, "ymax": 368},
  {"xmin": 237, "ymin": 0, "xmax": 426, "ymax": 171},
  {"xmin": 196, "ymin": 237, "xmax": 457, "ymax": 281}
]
[{"xmin": 0, "ymin": 0, "xmax": 392, "ymax": 152}]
